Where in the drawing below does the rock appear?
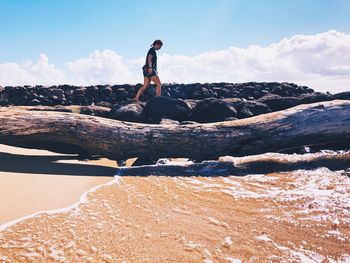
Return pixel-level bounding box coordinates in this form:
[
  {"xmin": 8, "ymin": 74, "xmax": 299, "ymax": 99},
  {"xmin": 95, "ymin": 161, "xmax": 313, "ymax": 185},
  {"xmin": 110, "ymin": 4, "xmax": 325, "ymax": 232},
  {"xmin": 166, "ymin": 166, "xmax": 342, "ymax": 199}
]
[
  {"xmin": 47, "ymin": 88, "xmax": 64, "ymax": 98},
  {"xmin": 0, "ymin": 82, "xmax": 329, "ymax": 111},
  {"xmin": 95, "ymin": 101, "xmax": 113, "ymax": 108},
  {"xmin": 38, "ymin": 97, "xmax": 54, "ymax": 106},
  {"xmin": 80, "ymin": 106, "xmax": 111, "ymax": 118},
  {"xmin": 223, "ymin": 98, "xmax": 244, "ymax": 111},
  {"xmin": 63, "ymin": 88, "xmax": 74, "ymax": 97},
  {"xmin": 212, "ymin": 87, "xmax": 230, "ymax": 98},
  {"xmin": 332, "ymin": 91, "xmax": 350, "ymax": 100},
  {"xmin": 300, "ymin": 92, "xmax": 332, "ymax": 104},
  {"xmin": 258, "ymin": 94, "xmax": 301, "ymax": 111},
  {"xmin": 188, "ymin": 84, "xmax": 214, "ymax": 99},
  {"xmin": 0, "ymin": 99, "xmax": 9, "ymax": 106},
  {"xmin": 58, "ymin": 84, "xmax": 74, "ymax": 91},
  {"xmin": 240, "ymin": 85, "xmax": 260, "ymax": 98},
  {"xmin": 85, "ymin": 86, "xmax": 98, "ymax": 104},
  {"xmin": 6, "ymin": 86, "xmax": 28, "ymax": 105},
  {"xmin": 142, "ymin": 96, "xmax": 192, "ymax": 123},
  {"xmin": 188, "ymin": 98, "xmax": 237, "ymax": 123},
  {"xmin": 271, "ymin": 85, "xmax": 290, "ymax": 96},
  {"xmin": 238, "ymin": 107, "xmax": 254, "ymax": 119},
  {"xmin": 74, "ymin": 87, "xmax": 86, "ymax": 95},
  {"xmin": 114, "ymin": 88, "xmax": 129, "ymax": 102},
  {"xmin": 109, "ymin": 102, "xmax": 144, "ymax": 122},
  {"xmin": 239, "ymin": 101, "xmax": 271, "ymax": 117},
  {"xmin": 99, "ymin": 86, "xmax": 113, "ymax": 97},
  {"xmin": 73, "ymin": 94, "xmax": 86, "ymax": 105},
  {"xmin": 183, "ymin": 99, "xmax": 198, "ymax": 109},
  {"xmin": 27, "ymin": 99, "xmax": 41, "ymax": 106},
  {"xmin": 225, "ymin": 98, "xmax": 269, "ymax": 120}
]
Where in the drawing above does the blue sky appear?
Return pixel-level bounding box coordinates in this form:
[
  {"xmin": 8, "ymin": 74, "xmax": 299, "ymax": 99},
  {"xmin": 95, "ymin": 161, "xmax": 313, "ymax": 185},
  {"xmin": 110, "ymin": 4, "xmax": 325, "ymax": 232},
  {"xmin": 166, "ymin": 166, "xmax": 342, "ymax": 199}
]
[
  {"xmin": 0, "ymin": 0, "xmax": 349, "ymax": 92},
  {"xmin": 0, "ymin": 0, "xmax": 349, "ymax": 67}
]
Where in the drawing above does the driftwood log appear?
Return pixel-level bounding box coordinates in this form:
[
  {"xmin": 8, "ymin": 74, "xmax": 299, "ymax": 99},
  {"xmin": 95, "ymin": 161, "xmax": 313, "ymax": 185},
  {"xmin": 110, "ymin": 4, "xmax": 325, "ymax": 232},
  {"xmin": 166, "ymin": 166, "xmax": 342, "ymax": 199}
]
[
  {"xmin": 0, "ymin": 100, "xmax": 349, "ymax": 161},
  {"xmin": 115, "ymin": 152, "xmax": 350, "ymax": 176}
]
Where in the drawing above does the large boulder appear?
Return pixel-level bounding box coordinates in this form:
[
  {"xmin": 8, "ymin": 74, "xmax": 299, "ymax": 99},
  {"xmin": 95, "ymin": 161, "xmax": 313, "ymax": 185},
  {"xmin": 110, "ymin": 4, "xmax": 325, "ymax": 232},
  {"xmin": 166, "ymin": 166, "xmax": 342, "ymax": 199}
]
[
  {"xmin": 332, "ymin": 91, "xmax": 350, "ymax": 100},
  {"xmin": 188, "ymin": 98, "xmax": 237, "ymax": 123},
  {"xmin": 0, "ymin": 87, "xmax": 8, "ymax": 106},
  {"xmin": 113, "ymin": 88, "xmax": 129, "ymax": 102},
  {"xmin": 85, "ymin": 86, "xmax": 98, "ymax": 104},
  {"xmin": 142, "ymin": 96, "xmax": 192, "ymax": 123},
  {"xmin": 223, "ymin": 98, "xmax": 244, "ymax": 111},
  {"xmin": 109, "ymin": 102, "xmax": 144, "ymax": 122},
  {"xmin": 0, "ymin": 99, "xmax": 9, "ymax": 106},
  {"xmin": 258, "ymin": 94, "xmax": 301, "ymax": 111},
  {"xmin": 6, "ymin": 86, "xmax": 29, "ymax": 105},
  {"xmin": 187, "ymin": 84, "xmax": 215, "ymax": 99},
  {"xmin": 80, "ymin": 106, "xmax": 111, "ymax": 118},
  {"xmin": 238, "ymin": 101, "xmax": 271, "ymax": 118},
  {"xmin": 239, "ymin": 85, "xmax": 263, "ymax": 99},
  {"xmin": 37, "ymin": 94, "xmax": 54, "ymax": 106},
  {"xmin": 300, "ymin": 92, "xmax": 332, "ymax": 104},
  {"xmin": 98, "ymin": 86, "xmax": 113, "ymax": 97},
  {"xmin": 27, "ymin": 99, "xmax": 41, "ymax": 106},
  {"xmin": 95, "ymin": 101, "xmax": 113, "ymax": 108},
  {"xmin": 71, "ymin": 87, "xmax": 87, "ymax": 105}
]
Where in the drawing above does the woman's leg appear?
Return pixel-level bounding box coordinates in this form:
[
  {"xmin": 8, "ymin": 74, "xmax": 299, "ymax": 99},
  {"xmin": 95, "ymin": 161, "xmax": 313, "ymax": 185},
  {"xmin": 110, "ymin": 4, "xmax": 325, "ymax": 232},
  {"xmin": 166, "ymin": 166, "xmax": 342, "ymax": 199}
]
[
  {"xmin": 134, "ymin": 77, "xmax": 151, "ymax": 102},
  {"xmin": 151, "ymin": 75, "xmax": 162, "ymax": 96}
]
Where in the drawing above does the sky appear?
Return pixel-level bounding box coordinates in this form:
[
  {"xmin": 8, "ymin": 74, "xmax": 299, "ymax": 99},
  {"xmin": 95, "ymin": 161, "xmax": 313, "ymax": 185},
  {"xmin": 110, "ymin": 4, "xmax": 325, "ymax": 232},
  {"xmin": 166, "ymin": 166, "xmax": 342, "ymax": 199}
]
[{"xmin": 0, "ymin": 0, "xmax": 350, "ymax": 92}]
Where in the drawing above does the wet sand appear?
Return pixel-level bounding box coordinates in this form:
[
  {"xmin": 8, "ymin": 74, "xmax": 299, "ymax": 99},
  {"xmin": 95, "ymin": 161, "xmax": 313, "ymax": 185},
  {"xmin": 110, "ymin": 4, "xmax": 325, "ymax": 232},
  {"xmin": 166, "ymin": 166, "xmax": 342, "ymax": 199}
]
[
  {"xmin": 0, "ymin": 169, "xmax": 349, "ymax": 262},
  {"xmin": 0, "ymin": 144, "xmax": 115, "ymax": 224},
  {"xmin": 0, "ymin": 146, "xmax": 349, "ymax": 261}
]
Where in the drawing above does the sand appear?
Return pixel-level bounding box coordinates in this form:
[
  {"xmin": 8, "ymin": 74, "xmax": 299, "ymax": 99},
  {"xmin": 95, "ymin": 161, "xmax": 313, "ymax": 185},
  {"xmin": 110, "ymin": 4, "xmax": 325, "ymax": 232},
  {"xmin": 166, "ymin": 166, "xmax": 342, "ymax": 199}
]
[
  {"xmin": 0, "ymin": 144, "xmax": 115, "ymax": 225},
  {"xmin": 1, "ymin": 145, "xmax": 349, "ymax": 261},
  {"xmin": 0, "ymin": 168, "xmax": 349, "ymax": 262}
]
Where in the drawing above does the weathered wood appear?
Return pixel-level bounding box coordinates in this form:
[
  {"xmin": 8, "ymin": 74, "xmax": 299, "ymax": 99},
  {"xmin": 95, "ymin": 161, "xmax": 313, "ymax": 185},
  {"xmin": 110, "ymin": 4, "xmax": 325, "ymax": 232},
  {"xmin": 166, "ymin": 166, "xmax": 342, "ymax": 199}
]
[
  {"xmin": 115, "ymin": 151, "xmax": 350, "ymax": 176},
  {"xmin": 0, "ymin": 100, "xmax": 349, "ymax": 161},
  {"xmin": 4, "ymin": 105, "xmax": 111, "ymax": 115}
]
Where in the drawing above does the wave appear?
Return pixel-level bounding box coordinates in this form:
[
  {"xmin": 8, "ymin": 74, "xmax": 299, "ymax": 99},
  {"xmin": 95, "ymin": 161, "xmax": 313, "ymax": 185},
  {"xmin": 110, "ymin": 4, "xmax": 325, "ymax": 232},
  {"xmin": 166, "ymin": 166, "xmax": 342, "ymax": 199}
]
[{"xmin": 1, "ymin": 151, "xmax": 349, "ymax": 261}]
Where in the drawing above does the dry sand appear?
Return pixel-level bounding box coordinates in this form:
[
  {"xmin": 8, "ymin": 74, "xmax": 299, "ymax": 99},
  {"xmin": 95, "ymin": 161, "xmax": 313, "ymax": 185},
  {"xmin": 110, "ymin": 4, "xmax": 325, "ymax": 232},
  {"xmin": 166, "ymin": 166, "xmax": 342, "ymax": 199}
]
[{"xmin": 0, "ymin": 144, "xmax": 115, "ymax": 224}]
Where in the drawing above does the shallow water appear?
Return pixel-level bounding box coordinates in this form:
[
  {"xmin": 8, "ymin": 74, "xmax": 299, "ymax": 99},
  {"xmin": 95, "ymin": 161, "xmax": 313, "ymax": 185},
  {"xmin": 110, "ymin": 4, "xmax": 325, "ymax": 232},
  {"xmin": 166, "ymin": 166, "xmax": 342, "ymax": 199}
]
[{"xmin": 0, "ymin": 153, "xmax": 350, "ymax": 262}]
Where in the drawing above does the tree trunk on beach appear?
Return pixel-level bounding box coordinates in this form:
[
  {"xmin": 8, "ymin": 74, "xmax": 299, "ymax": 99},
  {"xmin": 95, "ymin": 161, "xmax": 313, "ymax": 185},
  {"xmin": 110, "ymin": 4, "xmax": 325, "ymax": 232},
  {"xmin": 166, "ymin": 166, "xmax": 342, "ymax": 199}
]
[{"xmin": 0, "ymin": 100, "xmax": 349, "ymax": 161}]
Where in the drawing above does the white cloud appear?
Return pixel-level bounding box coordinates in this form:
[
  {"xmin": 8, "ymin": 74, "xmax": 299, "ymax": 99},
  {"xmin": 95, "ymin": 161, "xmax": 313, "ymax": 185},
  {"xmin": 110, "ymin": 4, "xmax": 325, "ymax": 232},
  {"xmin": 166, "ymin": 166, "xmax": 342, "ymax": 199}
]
[
  {"xmin": 0, "ymin": 30, "xmax": 349, "ymax": 93},
  {"xmin": 66, "ymin": 50, "xmax": 137, "ymax": 85},
  {"xmin": 0, "ymin": 54, "xmax": 66, "ymax": 86},
  {"xmin": 157, "ymin": 30, "xmax": 350, "ymax": 93}
]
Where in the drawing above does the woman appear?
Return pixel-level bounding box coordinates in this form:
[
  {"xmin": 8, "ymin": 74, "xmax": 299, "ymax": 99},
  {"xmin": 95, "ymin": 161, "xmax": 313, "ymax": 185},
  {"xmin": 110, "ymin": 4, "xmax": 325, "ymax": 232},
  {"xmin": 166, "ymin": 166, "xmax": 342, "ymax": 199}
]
[{"xmin": 134, "ymin": 40, "xmax": 163, "ymax": 102}]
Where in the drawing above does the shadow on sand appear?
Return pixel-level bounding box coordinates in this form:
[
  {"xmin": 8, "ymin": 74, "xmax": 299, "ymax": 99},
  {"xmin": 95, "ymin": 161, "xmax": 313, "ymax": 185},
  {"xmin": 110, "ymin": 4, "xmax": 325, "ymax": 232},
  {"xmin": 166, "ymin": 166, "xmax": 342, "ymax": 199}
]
[{"xmin": 0, "ymin": 152, "xmax": 116, "ymax": 177}]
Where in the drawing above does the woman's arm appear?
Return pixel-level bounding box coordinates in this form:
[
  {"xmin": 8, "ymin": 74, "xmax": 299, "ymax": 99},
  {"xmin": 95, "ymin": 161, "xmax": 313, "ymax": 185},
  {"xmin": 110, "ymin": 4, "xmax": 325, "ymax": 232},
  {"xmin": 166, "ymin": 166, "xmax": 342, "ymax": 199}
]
[
  {"xmin": 147, "ymin": 54, "xmax": 153, "ymax": 73},
  {"xmin": 147, "ymin": 55, "xmax": 153, "ymax": 68}
]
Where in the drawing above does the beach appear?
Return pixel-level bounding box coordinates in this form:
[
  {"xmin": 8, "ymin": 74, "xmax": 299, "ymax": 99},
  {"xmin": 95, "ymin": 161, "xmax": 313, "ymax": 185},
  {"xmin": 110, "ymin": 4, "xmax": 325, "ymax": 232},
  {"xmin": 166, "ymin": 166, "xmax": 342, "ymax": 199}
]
[
  {"xmin": 0, "ymin": 145, "xmax": 349, "ymax": 262},
  {"xmin": 1, "ymin": 0, "xmax": 349, "ymax": 260},
  {"xmin": 0, "ymin": 90, "xmax": 349, "ymax": 262},
  {"xmin": 0, "ymin": 144, "xmax": 114, "ymax": 225}
]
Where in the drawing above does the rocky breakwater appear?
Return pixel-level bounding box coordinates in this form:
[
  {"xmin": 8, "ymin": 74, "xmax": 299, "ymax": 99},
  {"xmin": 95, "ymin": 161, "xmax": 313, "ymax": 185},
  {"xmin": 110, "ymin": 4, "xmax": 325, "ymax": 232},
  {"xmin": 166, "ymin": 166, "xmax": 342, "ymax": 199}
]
[{"xmin": 0, "ymin": 82, "xmax": 349, "ymax": 124}]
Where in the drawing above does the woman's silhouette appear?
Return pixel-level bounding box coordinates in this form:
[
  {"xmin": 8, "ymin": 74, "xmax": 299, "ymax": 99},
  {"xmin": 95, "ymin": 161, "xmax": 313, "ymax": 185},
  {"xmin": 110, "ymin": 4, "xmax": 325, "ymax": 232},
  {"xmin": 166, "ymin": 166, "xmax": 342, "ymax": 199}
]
[{"xmin": 134, "ymin": 40, "xmax": 163, "ymax": 102}]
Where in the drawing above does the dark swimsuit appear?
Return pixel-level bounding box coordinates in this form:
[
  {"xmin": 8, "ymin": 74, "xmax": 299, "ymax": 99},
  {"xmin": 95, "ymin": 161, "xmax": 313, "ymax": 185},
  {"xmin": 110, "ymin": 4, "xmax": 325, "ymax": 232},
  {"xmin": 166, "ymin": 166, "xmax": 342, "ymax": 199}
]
[{"xmin": 143, "ymin": 47, "xmax": 158, "ymax": 78}]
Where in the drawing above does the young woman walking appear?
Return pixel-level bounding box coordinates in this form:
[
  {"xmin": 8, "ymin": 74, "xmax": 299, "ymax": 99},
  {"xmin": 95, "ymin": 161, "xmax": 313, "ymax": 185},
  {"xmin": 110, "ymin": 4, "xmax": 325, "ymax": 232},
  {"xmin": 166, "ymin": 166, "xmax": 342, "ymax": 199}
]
[{"xmin": 134, "ymin": 40, "xmax": 163, "ymax": 102}]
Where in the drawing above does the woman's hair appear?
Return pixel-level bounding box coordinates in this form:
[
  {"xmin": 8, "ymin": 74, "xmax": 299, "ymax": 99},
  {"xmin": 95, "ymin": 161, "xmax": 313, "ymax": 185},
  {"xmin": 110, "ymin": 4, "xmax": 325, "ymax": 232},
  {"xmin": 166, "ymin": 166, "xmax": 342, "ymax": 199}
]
[{"xmin": 151, "ymin": 39, "xmax": 163, "ymax": 46}]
